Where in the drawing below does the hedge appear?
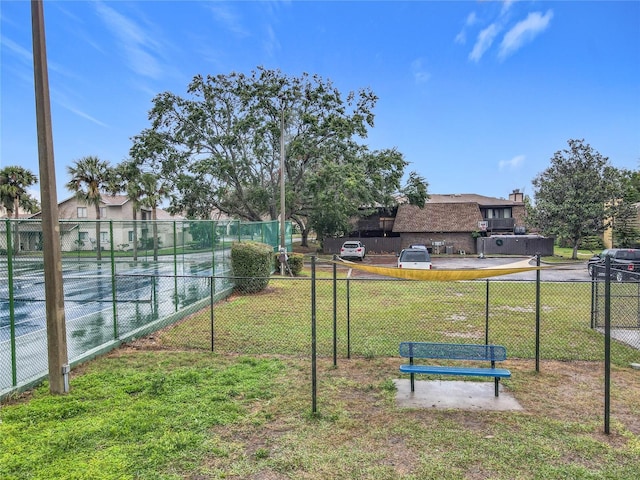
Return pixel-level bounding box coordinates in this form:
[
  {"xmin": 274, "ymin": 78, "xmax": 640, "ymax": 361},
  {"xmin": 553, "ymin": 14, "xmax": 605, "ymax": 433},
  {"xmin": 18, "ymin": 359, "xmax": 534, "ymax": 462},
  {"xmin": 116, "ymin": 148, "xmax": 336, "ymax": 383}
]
[{"xmin": 231, "ymin": 241, "xmax": 273, "ymax": 293}]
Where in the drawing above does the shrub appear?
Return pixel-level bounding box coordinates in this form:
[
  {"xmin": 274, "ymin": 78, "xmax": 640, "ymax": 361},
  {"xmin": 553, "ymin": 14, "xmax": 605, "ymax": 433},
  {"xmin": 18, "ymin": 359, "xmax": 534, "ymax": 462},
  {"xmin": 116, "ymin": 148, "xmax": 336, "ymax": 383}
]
[
  {"xmin": 288, "ymin": 253, "xmax": 304, "ymax": 275},
  {"xmin": 273, "ymin": 252, "xmax": 304, "ymax": 276},
  {"xmin": 579, "ymin": 236, "xmax": 604, "ymax": 251},
  {"xmin": 231, "ymin": 241, "xmax": 273, "ymax": 293}
]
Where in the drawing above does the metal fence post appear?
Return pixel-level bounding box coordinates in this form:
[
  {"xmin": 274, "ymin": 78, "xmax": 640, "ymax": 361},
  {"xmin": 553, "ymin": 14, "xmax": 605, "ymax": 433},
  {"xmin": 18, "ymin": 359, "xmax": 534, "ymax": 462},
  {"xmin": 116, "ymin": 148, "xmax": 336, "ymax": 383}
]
[
  {"xmin": 211, "ymin": 221, "xmax": 216, "ymax": 283},
  {"xmin": 6, "ymin": 219, "xmax": 17, "ymax": 386},
  {"xmin": 590, "ymin": 268, "xmax": 596, "ymax": 329},
  {"xmin": 485, "ymin": 279, "xmax": 489, "ymax": 345},
  {"xmin": 333, "ymin": 256, "xmax": 337, "ymax": 366},
  {"xmin": 535, "ymin": 254, "xmax": 541, "ymax": 372},
  {"xmin": 311, "ymin": 255, "xmax": 317, "ymax": 414},
  {"xmin": 173, "ymin": 221, "xmax": 178, "ymax": 276},
  {"xmin": 604, "ymin": 256, "xmax": 611, "ymax": 434},
  {"xmin": 110, "ymin": 220, "xmax": 118, "ymax": 339},
  {"xmin": 214, "ymin": 276, "xmax": 216, "ymax": 352},
  {"xmin": 347, "ymin": 276, "xmax": 351, "ymax": 359}
]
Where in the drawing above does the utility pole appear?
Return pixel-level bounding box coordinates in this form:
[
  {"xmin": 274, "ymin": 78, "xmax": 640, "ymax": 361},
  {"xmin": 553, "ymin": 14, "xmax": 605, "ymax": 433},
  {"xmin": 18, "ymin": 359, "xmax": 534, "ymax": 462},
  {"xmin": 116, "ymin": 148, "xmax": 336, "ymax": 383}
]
[
  {"xmin": 31, "ymin": 0, "xmax": 69, "ymax": 394},
  {"xmin": 279, "ymin": 101, "xmax": 286, "ymax": 275}
]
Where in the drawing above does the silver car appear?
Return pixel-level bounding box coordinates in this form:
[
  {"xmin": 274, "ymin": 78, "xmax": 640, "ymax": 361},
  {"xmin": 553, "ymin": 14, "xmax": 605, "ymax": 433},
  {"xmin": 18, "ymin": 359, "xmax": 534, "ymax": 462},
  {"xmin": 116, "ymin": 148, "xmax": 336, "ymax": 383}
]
[{"xmin": 340, "ymin": 241, "xmax": 366, "ymax": 261}]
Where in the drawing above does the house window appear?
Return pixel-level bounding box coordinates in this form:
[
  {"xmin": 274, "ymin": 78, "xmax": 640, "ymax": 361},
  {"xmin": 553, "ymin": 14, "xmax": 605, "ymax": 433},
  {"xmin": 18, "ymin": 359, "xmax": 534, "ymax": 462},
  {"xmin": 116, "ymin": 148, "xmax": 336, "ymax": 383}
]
[
  {"xmin": 482, "ymin": 207, "xmax": 512, "ymax": 219},
  {"xmin": 79, "ymin": 232, "xmax": 89, "ymax": 241},
  {"xmin": 99, "ymin": 207, "xmax": 106, "ymax": 218},
  {"xmin": 100, "ymin": 232, "xmax": 109, "ymax": 243},
  {"xmin": 77, "ymin": 207, "xmax": 87, "ymax": 218},
  {"xmin": 128, "ymin": 231, "xmax": 134, "ymax": 242}
]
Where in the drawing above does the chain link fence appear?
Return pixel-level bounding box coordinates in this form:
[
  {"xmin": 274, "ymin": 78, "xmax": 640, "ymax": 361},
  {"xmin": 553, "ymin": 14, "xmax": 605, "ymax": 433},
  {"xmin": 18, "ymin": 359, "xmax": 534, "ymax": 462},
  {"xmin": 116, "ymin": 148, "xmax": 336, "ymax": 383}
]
[
  {"xmin": 591, "ymin": 265, "xmax": 640, "ymax": 350},
  {"xmin": 0, "ymin": 218, "xmax": 291, "ymax": 397},
  {"xmin": 155, "ymin": 267, "xmax": 638, "ymax": 368},
  {"xmin": 3, "ymin": 246, "xmax": 640, "ymax": 399}
]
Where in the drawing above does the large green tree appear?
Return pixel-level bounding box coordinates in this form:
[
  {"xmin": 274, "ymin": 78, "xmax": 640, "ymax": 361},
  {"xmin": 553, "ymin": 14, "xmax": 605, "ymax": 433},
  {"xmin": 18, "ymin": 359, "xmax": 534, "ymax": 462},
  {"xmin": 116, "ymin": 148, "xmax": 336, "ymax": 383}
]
[
  {"xmin": 609, "ymin": 168, "xmax": 640, "ymax": 247},
  {"xmin": 66, "ymin": 156, "xmax": 112, "ymax": 260},
  {"xmin": 531, "ymin": 139, "xmax": 620, "ymax": 259},
  {"xmin": 137, "ymin": 67, "xmax": 428, "ymax": 245},
  {"xmin": 0, "ymin": 166, "xmax": 40, "ymax": 252}
]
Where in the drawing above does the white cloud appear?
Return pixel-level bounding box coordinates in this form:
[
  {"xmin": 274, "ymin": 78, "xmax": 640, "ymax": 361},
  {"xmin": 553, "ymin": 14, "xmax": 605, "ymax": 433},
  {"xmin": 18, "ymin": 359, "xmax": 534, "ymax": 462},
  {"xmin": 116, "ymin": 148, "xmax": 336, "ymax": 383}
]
[
  {"xmin": 499, "ymin": 10, "xmax": 554, "ymax": 60},
  {"xmin": 499, "ymin": 155, "xmax": 525, "ymax": 170},
  {"xmin": 466, "ymin": 12, "xmax": 478, "ymax": 27},
  {"xmin": 1, "ymin": 35, "xmax": 32, "ymax": 64},
  {"xmin": 501, "ymin": 0, "xmax": 515, "ymax": 16},
  {"xmin": 469, "ymin": 23, "xmax": 500, "ymax": 62},
  {"xmin": 206, "ymin": 3, "xmax": 250, "ymax": 37},
  {"xmin": 411, "ymin": 58, "xmax": 431, "ymax": 84},
  {"xmin": 454, "ymin": 12, "xmax": 478, "ymax": 45},
  {"xmin": 62, "ymin": 105, "xmax": 109, "ymax": 128},
  {"xmin": 263, "ymin": 24, "xmax": 280, "ymax": 57},
  {"xmin": 94, "ymin": 1, "xmax": 164, "ymax": 79}
]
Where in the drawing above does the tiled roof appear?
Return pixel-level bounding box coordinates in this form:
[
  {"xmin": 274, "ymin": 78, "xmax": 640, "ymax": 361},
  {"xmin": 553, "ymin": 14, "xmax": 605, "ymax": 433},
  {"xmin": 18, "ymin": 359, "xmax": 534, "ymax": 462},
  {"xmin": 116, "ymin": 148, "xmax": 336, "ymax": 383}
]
[
  {"xmin": 393, "ymin": 203, "xmax": 483, "ymax": 232},
  {"xmin": 101, "ymin": 195, "xmax": 129, "ymax": 206}
]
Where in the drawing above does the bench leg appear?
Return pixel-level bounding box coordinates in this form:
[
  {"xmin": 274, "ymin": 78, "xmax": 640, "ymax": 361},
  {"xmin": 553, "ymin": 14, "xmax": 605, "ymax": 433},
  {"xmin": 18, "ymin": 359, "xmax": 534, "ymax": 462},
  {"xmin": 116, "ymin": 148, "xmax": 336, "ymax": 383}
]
[
  {"xmin": 410, "ymin": 373, "xmax": 415, "ymax": 392},
  {"xmin": 494, "ymin": 377, "xmax": 499, "ymax": 397}
]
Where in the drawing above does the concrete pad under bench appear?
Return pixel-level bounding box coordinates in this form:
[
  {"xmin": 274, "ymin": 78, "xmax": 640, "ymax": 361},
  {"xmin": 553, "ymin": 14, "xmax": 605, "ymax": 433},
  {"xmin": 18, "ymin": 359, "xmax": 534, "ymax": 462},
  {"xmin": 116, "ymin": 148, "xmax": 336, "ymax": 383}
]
[{"xmin": 394, "ymin": 379, "xmax": 523, "ymax": 411}]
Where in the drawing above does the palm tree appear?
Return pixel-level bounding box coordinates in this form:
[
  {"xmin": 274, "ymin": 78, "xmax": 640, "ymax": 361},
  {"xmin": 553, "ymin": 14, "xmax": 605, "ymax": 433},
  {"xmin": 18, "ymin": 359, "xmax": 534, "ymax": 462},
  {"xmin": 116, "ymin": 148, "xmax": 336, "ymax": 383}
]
[
  {"xmin": 66, "ymin": 156, "xmax": 111, "ymax": 260},
  {"xmin": 0, "ymin": 166, "xmax": 39, "ymax": 253},
  {"xmin": 108, "ymin": 160, "xmax": 144, "ymax": 261}
]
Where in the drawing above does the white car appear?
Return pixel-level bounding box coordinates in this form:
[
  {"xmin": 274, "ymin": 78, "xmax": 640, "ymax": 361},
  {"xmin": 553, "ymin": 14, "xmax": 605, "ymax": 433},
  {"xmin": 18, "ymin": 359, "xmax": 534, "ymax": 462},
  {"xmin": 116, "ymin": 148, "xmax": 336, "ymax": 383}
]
[
  {"xmin": 340, "ymin": 241, "xmax": 366, "ymax": 261},
  {"xmin": 397, "ymin": 248, "xmax": 432, "ymax": 269}
]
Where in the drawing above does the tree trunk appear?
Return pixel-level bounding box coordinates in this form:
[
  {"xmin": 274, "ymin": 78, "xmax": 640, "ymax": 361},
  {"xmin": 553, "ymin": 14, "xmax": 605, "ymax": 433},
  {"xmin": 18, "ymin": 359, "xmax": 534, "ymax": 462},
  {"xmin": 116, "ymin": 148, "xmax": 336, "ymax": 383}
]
[
  {"xmin": 572, "ymin": 242, "xmax": 579, "ymax": 260},
  {"xmin": 291, "ymin": 216, "xmax": 308, "ymax": 247}
]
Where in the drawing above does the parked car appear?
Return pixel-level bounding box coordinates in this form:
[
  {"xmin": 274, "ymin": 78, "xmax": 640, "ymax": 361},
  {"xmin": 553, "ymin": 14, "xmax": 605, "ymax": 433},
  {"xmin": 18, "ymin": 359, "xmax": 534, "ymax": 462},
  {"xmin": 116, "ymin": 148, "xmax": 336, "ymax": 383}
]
[
  {"xmin": 397, "ymin": 248, "xmax": 432, "ymax": 269},
  {"xmin": 340, "ymin": 241, "xmax": 366, "ymax": 261},
  {"xmin": 587, "ymin": 248, "xmax": 640, "ymax": 282}
]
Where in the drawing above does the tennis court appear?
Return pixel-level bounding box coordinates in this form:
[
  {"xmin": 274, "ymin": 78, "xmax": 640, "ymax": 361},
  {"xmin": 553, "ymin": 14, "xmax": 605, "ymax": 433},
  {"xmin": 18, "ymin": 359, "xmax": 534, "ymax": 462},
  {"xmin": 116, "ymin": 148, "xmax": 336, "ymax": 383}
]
[{"xmin": 1, "ymin": 253, "xmax": 232, "ymax": 393}]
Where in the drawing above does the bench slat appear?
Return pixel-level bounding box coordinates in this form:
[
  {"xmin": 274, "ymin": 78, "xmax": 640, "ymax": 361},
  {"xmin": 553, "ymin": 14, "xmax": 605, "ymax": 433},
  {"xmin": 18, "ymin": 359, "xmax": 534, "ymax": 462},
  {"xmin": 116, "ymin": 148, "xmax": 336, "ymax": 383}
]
[
  {"xmin": 399, "ymin": 342, "xmax": 507, "ymax": 361},
  {"xmin": 400, "ymin": 364, "xmax": 511, "ymax": 378}
]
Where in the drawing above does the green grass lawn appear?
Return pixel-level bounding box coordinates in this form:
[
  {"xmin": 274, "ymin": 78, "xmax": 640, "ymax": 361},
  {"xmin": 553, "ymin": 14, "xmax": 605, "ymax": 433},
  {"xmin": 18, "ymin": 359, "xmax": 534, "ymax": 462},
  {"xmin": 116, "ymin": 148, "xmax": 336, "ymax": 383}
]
[
  {"xmin": 544, "ymin": 246, "xmax": 596, "ymax": 262},
  {"xmin": 2, "ymin": 274, "xmax": 639, "ymax": 479},
  {"xmin": 159, "ymin": 276, "xmax": 639, "ymax": 366},
  {"xmin": 1, "ymin": 351, "xmax": 639, "ymax": 479}
]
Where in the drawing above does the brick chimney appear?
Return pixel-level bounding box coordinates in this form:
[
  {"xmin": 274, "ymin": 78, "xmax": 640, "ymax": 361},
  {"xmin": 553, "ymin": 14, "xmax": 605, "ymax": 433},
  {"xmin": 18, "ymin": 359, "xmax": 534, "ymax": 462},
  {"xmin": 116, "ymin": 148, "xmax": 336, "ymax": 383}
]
[{"xmin": 509, "ymin": 189, "xmax": 524, "ymax": 203}]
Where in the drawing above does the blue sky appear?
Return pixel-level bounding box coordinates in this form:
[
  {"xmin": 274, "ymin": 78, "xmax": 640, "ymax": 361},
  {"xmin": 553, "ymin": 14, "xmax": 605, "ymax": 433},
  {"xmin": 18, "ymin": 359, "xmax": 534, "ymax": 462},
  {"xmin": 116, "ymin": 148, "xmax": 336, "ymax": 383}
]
[{"xmin": 1, "ymin": 1, "xmax": 639, "ymax": 204}]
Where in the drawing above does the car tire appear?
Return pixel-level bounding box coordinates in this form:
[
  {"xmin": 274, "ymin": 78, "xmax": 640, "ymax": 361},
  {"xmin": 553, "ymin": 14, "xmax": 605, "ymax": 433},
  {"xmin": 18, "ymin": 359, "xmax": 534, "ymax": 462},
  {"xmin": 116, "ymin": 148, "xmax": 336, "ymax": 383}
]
[
  {"xmin": 587, "ymin": 264, "xmax": 594, "ymax": 276},
  {"xmin": 616, "ymin": 271, "xmax": 625, "ymax": 283}
]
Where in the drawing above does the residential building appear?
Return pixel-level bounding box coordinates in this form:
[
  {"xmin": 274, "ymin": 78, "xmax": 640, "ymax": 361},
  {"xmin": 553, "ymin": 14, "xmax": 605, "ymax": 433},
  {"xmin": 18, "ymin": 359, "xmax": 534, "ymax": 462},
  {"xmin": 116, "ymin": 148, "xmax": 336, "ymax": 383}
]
[
  {"xmin": 3, "ymin": 195, "xmax": 187, "ymax": 253},
  {"xmin": 392, "ymin": 190, "xmax": 527, "ymax": 254}
]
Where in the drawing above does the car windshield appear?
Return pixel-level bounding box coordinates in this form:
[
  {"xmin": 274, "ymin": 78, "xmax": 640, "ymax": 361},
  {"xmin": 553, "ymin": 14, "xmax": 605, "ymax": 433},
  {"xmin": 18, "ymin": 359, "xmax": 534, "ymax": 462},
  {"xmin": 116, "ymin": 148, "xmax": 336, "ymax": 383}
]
[
  {"xmin": 618, "ymin": 250, "xmax": 640, "ymax": 260},
  {"xmin": 343, "ymin": 243, "xmax": 360, "ymax": 249},
  {"xmin": 401, "ymin": 251, "xmax": 429, "ymax": 262}
]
